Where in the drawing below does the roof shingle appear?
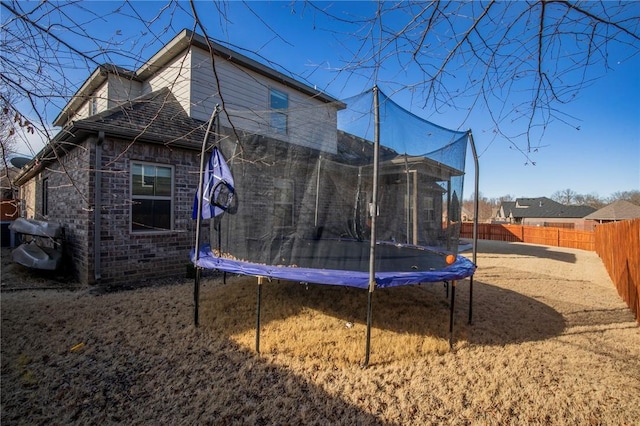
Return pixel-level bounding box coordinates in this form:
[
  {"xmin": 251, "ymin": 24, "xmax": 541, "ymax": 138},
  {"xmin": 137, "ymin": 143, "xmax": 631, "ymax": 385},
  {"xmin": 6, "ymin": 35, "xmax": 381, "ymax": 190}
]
[
  {"xmin": 75, "ymin": 87, "xmax": 208, "ymax": 148},
  {"xmin": 583, "ymin": 200, "xmax": 640, "ymax": 221},
  {"xmin": 501, "ymin": 197, "xmax": 596, "ymax": 219}
]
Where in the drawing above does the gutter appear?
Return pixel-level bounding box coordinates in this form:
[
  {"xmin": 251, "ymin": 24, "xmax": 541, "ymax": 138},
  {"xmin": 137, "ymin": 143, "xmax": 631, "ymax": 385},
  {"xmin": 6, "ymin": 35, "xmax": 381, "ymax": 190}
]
[{"xmin": 94, "ymin": 131, "xmax": 104, "ymax": 282}]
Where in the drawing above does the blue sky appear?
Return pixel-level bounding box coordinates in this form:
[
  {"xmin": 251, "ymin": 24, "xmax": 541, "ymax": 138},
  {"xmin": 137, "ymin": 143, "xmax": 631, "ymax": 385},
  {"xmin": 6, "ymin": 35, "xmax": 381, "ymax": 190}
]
[{"xmin": 9, "ymin": 1, "xmax": 640, "ymax": 200}]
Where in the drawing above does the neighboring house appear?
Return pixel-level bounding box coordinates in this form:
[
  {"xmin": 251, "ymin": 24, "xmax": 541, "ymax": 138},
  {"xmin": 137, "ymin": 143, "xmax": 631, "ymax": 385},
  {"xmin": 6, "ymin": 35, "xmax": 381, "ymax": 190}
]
[
  {"xmin": 495, "ymin": 197, "xmax": 596, "ymax": 229},
  {"xmin": 583, "ymin": 200, "xmax": 640, "ymax": 224},
  {"xmin": 13, "ymin": 29, "xmax": 463, "ymax": 287},
  {"xmin": 459, "ymin": 206, "xmax": 473, "ymax": 222}
]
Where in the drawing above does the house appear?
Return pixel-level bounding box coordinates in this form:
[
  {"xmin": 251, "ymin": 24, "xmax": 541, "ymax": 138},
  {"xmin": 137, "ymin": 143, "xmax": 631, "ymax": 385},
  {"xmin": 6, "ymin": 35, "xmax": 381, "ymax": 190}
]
[
  {"xmin": 13, "ymin": 30, "xmax": 465, "ymax": 287},
  {"xmin": 459, "ymin": 206, "xmax": 474, "ymax": 222},
  {"xmin": 583, "ymin": 200, "xmax": 640, "ymax": 224},
  {"xmin": 495, "ymin": 197, "xmax": 596, "ymax": 230},
  {"xmin": 13, "ymin": 29, "xmax": 345, "ymax": 286}
]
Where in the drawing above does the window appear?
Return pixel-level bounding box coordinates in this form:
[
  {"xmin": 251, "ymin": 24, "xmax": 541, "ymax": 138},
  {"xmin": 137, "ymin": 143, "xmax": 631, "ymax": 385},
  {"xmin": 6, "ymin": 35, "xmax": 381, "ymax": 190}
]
[
  {"xmin": 131, "ymin": 162, "xmax": 173, "ymax": 232},
  {"xmin": 42, "ymin": 177, "xmax": 49, "ymax": 217},
  {"xmin": 269, "ymin": 88, "xmax": 288, "ymax": 134},
  {"xmin": 90, "ymin": 96, "xmax": 98, "ymax": 115},
  {"xmin": 273, "ymin": 178, "xmax": 294, "ymax": 228},
  {"xmin": 424, "ymin": 197, "xmax": 435, "ymax": 222}
]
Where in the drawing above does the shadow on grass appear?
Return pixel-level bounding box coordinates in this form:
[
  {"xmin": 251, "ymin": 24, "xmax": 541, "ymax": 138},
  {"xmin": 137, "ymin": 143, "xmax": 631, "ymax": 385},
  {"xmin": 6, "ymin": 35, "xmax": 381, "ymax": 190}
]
[
  {"xmin": 472, "ymin": 240, "xmax": 578, "ymax": 263},
  {"xmin": 198, "ymin": 275, "xmax": 568, "ymax": 351},
  {"xmin": 455, "ymin": 279, "xmax": 566, "ymax": 346},
  {"xmin": 0, "ymin": 288, "xmax": 390, "ymax": 425},
  {"xmin": 563, "ymin": 307, "xmax": 638, "ymax": 328}
]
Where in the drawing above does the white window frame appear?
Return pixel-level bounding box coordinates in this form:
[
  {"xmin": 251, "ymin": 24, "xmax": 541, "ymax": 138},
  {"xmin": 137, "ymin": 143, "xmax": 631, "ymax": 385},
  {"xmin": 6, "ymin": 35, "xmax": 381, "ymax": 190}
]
[
  {"xmin": 424, "ymin": 196, "xmax": 435, "ymax": 222},
  {"xmin": 90, "ymin": 96, "xmax": 98, "ymax": 115},
  {"xmin": 269, "ymin": 88, "xmax": 288, "ymax": 135},
  {"xmin": 130, "ymin": 161, "xmax": 174, "ymax": 233}
]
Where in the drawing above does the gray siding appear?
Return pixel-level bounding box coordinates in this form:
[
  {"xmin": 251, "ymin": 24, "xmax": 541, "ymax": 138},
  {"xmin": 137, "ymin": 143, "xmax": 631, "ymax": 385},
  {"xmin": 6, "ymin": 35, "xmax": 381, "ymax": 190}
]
[
  {"xmin": 107, "ymin": 74, "xmax": 142, "ymax": 109},
  {"xmin": 188, "ymin": 47, "xmax": 338, "ymax": 153},
  {"xmin": 143, "ymin": 52, "xmax": 192, "ymax": 114}
]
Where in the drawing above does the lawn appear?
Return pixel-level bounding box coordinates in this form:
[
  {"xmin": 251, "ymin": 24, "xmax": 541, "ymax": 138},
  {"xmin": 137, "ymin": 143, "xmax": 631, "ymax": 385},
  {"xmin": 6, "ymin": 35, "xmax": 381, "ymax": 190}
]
[{"xmin": 2, "ymin": 240, "xmax": 639, "ymax": 424}]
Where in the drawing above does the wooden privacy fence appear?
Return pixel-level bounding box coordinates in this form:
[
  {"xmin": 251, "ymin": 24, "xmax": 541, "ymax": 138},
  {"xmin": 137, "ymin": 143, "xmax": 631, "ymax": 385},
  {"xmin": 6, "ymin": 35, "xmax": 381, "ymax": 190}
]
[
  {"xmin": 459, "ymin": 222, "xmax": 595, "ymax": 251},
  {"xmin": 460, "ymin": 220, "xmax": 640, "ymax": 323},
  {"xmin": 594, "ymin": 218, "xmax": 640, "ymax": 323}
]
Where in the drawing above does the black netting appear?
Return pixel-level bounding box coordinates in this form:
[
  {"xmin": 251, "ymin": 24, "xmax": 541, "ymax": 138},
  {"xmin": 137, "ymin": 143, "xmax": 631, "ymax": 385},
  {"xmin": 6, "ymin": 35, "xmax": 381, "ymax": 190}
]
[{"xmin": 200, "ymin": 87, "xmax": 470, "ymax": 275}]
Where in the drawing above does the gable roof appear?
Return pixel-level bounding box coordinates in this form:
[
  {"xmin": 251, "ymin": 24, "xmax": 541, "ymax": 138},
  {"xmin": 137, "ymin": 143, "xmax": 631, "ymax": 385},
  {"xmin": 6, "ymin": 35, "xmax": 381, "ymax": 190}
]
[
  {"xmin": 500, "ymin": 201, "xmax": 516, "ymax": 217},
  {"xmin": 55, "ymin": 29, "xmax": 345, "ymax": 127},
  {"xmin": 139, "ymin": 29, "xmax": 344, "ymax": 107},
  {"xmin": 53, "ymin": 64, "xmax": 142, "ymax": 127},
  {"xmin": 75, "ymin": 87, "xmax": 207, "ymax": 147},
  {"xmin": 583, "ymin": 200, "xmax": 640, "ymax": 221},
  {"xmin": 500, "ymin": 197, "xmax": 596, "ymax": 219}
]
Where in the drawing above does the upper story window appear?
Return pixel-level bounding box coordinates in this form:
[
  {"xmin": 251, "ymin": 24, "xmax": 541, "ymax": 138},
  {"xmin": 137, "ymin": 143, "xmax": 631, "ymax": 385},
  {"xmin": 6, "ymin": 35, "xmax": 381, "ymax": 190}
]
[
  {"xmin": 269, "ymin": 88, "xmax": 288, "ymax": 134},
  {"xmin": 90, "ymin": 96, "xmax": 98, "ymax": 115},
  {"xmin": 131, "ymin": 162, "xmax": 173, "ymax": 232},
  {"xmin": 424, "ymin": 196, "xmax": 435, "ymax": 222}
]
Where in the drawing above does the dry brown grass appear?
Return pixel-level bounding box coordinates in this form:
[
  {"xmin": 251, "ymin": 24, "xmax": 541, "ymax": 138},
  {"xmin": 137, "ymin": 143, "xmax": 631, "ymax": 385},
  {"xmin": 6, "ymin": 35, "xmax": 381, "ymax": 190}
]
[
  {"xmin": 2, "ymin": 241, "xmax": 640, "ymax": 424},
  {"xmin": 202, "ymin": 278, "xmax": 453, "ymax": 367}
]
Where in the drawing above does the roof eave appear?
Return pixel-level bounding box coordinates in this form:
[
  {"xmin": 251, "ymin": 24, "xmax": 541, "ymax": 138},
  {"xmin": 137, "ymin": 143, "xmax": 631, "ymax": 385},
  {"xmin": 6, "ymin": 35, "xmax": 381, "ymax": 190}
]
[
  {"xmin": 136, "ymin": 29, "xmax": 346, "ymax": 109},
  {"xmin": 14, "ymin": 118, "xmax": 204, "ymax": 186},
  {"xmin": 13, "ymin": 125, "xmax": 82, "ymax": 185},
  {"xmin": 72, "ymin": 121, "xmax": 203, "ymax": 149}
]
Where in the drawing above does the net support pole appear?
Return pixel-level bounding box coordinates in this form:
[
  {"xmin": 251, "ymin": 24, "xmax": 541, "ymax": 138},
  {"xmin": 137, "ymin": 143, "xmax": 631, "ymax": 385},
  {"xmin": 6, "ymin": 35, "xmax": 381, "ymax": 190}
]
[
  {"xmin": 446, "ymin": 180, "xmax": 452, "ymax": 251},
  {"xmin": 449, "ymin": 280, "xmax": 457, "ymax": 348},
  {"xmin": 193, "ymin": 105, "xmax": 221, "ymax": 327},
  {"xmin": 256, "ymin": 276, "xmax": 264, "ymax": 353},
  {"xmin": 314, "ymin": 156, "xmax": 322, "ymax": 228},
  {"xmin": 468, "ymin": 130, "xmax": 479, "ymax": 325},
  {"xmin": 404, "ymin": 156, "xmax": 410, "ymax": 244},
  {"xmin": 363, "ymin": 86, "xmax": 381, "ymax": 368}
]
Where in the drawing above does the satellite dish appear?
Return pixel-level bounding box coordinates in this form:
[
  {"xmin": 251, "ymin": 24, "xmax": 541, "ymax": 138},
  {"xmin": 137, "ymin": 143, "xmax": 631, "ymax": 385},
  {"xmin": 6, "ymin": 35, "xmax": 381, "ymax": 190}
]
[{"xmin": 9, "ymin": 156, "xmax": 31, "ymax": 168}]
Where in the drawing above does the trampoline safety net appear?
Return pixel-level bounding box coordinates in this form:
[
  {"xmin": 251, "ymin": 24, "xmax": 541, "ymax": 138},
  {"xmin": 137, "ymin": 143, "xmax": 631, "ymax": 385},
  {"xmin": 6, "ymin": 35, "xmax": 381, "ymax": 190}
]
[{"xmin": 193, "ymin": 87, "xmax": 472, "ymax": 285}]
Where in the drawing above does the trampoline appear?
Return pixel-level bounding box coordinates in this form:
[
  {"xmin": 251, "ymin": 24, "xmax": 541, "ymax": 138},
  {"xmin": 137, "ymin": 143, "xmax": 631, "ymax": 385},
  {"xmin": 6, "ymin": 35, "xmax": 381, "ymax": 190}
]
[
  {"xmin": 191, "ymin": 87, "xmax": 479, "ymax": 366},
  {"xmin": 193, "ymin": 240, "xmax": 475, "ymax": 288}
]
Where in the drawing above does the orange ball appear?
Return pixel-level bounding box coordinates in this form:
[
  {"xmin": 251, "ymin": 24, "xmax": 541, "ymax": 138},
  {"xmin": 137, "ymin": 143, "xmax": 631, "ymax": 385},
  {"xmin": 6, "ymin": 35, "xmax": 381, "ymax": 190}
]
[{"xmin": 445, "ymin": 254, "xmax": 456, "ymax": 265}]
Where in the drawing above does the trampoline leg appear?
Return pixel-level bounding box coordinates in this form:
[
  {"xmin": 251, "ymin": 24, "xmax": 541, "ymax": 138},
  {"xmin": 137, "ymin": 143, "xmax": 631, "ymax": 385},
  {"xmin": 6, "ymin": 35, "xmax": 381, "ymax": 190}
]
[
  {"xmin": 256, "ymin": 276, "xmax": 264, "ymax": 354},
  {"xmin": 449, "ymin": 280, "xmax": 456, "ymax": 348},
  {"xmin": 194, "ymin": 267, "xmax": 201, "ymax": 327},
  {"xmin": 362, "ymin": 290, "xmax": 374, "ymax": 368},
  {"xmin": 468, "ymin": 275, "xmax": 474, "ymax": 325}
]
